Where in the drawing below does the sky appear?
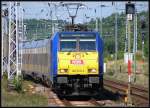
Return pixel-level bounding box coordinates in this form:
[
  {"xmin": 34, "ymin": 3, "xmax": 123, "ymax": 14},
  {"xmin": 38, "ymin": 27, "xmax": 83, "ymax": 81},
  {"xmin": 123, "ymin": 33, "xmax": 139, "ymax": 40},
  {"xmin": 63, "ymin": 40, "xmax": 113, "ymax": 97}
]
[{"xmin": 2, "ymin": 1, "xmax": 149, "ymax": 24}]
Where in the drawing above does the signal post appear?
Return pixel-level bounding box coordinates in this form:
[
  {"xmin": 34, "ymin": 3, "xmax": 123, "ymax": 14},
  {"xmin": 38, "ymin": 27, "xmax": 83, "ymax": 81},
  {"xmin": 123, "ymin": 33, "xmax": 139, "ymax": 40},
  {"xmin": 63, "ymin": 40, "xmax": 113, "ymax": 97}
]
[{"xmin": 125, "ymin": 2, "xmax": 135, "ymax": 106}]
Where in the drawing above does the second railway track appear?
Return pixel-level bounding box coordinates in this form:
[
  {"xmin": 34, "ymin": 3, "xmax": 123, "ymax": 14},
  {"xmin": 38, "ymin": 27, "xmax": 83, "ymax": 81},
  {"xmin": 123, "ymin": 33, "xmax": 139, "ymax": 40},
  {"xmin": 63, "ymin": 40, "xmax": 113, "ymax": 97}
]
[{"xmin": 103, "ymin": 78, "xmax": 149, "ymax": 107}]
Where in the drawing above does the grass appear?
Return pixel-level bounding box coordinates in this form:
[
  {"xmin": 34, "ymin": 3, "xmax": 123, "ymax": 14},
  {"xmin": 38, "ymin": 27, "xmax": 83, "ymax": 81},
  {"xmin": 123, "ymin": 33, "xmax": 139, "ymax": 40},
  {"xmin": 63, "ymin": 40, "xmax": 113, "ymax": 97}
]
[{"xmin": 1, "ymin": 77, "xmax": 48, "ymax": 107}]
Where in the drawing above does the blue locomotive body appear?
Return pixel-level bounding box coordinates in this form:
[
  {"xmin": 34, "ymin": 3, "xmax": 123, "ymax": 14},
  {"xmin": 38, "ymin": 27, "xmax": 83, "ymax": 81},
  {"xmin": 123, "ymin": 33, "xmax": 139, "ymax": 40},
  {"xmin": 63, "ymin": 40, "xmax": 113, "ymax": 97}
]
[{"xmin": 50, "ymin": 31, "xmax": 104, "ymax": 96}]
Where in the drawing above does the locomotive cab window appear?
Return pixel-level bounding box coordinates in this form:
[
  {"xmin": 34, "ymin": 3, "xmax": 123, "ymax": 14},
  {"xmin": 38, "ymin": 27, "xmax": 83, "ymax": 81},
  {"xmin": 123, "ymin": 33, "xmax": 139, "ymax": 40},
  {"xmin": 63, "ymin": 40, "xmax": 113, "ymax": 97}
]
[
  {"xmin": 59, "ymin": 33, "xmax": 96, "ymax": 52},
  {"xmin": 79, "ymin": 39, "xmax": 96, "ymax": 51},
  {"xmin": 60, "ymin": 39, "xmax": 77, "ymax": 52}
]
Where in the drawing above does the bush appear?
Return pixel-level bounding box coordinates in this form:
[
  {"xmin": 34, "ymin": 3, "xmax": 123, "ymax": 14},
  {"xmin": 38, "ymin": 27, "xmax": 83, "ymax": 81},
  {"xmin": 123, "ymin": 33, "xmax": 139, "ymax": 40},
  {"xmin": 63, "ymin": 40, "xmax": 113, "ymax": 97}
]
[
  {"xmin": 2, "ymin": 71, "xmax": 8, "ymax": 79},
  {"xmin": 13, "ymin": 75, "xmax": 23, "ymax": 92},
  {"xmin": 135, "ymin": 51, "xmax": 143, "ymax": 61},
  {"xmin": 105, "ymin": 54, "xmax": 114, "ymax": 62},
  {"xmin": 117, "ymin": 51, "xmax": 124, "ymax": 60},
  {"xmin": 107, "ymin": 71, "xmax": 114, "ymax": 76}
]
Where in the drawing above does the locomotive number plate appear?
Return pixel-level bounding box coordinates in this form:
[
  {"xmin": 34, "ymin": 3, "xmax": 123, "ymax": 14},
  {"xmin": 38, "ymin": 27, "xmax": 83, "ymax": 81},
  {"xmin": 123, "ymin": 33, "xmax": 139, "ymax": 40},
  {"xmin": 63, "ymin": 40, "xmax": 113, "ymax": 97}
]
[{"xmin": 70, "ymin": 60, "xmax": 84, "ymax": 65}]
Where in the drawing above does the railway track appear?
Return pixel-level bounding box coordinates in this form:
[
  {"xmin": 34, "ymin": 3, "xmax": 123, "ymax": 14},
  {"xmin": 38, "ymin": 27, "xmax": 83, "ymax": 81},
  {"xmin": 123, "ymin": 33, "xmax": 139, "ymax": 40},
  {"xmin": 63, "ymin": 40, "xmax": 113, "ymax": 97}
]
[
  {"xmin": 61, "ymin": 98, "xmax": 107, "ymax": 107},
  {"xmin": 46, "ymin": 86, "xmax": 121, "ymax": 107},
  {"xmin": 103, "ymin": 78, "xmax": 149, "ymax": 107},
  {"xmin": 24, "ymin": 75, "xmax": 115, "ymax": 107},
  {"xmin": 48, "ymin": 95, "xmax": 116, "ymax": 107},
  {"xmin": 24, "ymin": 75, "xmax": 148, "ymax": 107},
  {"xmin": 47, "ymin": 88, "xmax": 110, "ymax": 107}
]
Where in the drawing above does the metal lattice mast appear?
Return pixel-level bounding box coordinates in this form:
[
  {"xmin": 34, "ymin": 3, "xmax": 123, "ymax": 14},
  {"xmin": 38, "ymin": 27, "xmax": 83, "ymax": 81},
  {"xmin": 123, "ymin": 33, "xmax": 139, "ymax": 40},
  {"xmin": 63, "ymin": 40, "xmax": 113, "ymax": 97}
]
[
  {"xmin": 2, "ymin": 10, "xmax": 5, "ymax": 76},
  {"xmin": 2, "ymin": 13, "xmax": 4, "ymax": 76},
  {"xmin": 18, "ymin": 5, "xmax": 24, "ymax": 75},
  {"xmin": 2, "ymin": 3, "xmax": 9, "ymax": 77},
  {"xmin": 8, "ymin": 2, "xmax": 21, "ymax": 81},
  {"xmin": 2, "ymin": 12, "xmax": 5, "ymax": 76}
]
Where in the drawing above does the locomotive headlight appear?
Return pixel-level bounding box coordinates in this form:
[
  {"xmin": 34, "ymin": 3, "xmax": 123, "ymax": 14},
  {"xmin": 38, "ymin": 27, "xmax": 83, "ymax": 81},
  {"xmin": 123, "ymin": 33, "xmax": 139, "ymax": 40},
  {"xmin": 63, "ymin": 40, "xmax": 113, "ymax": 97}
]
[
  {"xmin": 88, "ymin": 69, "xmax": 97, "ymax": 73},
  {"xmin": 60, "ymin": 69, "xmax": 68, "ymax": 73},
  {"xmin": 91, "ymin": 69, "xmax": 96, "ymax": 72},
  {"xmin": 60, "ymin": 69, "xmax": 65, "ymax": 72}
]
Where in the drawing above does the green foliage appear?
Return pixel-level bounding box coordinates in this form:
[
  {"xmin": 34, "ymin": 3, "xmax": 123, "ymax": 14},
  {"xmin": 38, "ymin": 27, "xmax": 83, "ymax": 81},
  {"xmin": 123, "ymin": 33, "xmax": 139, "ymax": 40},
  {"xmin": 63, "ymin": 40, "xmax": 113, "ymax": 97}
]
[
  {"xmin": 87, "ymin": 10, "xmax": 149, "ymax": 58},
  {"xmin": 24, "ymin": 19, "xmax": 67, "ymax": 40},
  {"xmin": 13, "ymin": 75, "xmax": 23, "ymax": 92},
  {"xmin": 24, "ymin": 11, "xmax": 149, "ymax": 58},
  {"xmin": 117, "ymin": 51, "xmax": 124, "ymax": 60},
  {"xmin": 107, "ymin": 71, "xmax": 114, "ymax": 76},
  {"xmin": 144, "ymin": 38, "xmax": 149, "ymax": 57},
  {"xmin": 105, "ymin": 54, "xmax": 114, "ymax": 61},
  {"xmin": 3, "ymin": 72, "xmax": 8, "ymax": 79},
  {"xmin": 135, "ymin": 51, "xmax": 143, "ymax": 61},
  {"xmin": 104, "ymin": 58, "xmax": 108, "ymax": 63}
]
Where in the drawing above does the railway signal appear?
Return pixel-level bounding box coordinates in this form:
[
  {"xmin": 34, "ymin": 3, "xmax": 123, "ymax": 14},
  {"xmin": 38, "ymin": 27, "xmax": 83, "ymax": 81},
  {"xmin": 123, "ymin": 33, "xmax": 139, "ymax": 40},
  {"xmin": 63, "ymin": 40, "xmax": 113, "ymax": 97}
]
[
  {"xmin": 142, "ymin": 32, "xmax": 145, "ymax": 41},
  {"xmin": 126, "ymin": 3, "xmax": 135, "ymax": 14},
  {"xmin": 141, "ymin": 20, "xmax": 146, "ymax": 29},
  {"xmin": 140, "ymin": 16, "xmax": 146, "ymax": 29},
  {"xmin": 140, "ymin": 16, "xmax": 146, "ymax": 74},
  {"xmin": 125, "ymin": 1, "xmax": 135, "ymax": 106},
  {"xmin": 141, "ymin": 31, "xmax": 145, "ymax": 60}
]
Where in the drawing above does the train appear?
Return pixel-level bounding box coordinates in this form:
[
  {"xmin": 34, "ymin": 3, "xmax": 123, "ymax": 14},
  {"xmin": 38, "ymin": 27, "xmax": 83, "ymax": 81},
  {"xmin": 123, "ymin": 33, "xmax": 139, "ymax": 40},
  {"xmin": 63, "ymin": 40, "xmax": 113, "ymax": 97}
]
[{"xmin": 20, "ymin": 24, "xmax": 104, "ymax": 97}]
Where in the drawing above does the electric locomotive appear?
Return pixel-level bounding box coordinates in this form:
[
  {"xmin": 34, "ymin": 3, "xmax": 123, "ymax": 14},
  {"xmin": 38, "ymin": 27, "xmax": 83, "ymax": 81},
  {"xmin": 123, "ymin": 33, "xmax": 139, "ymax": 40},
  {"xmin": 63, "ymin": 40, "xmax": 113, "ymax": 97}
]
[
  {"xmin": 51, "ymin": 25, "xmax": 104, "ymax": 96},
  {"xmin": 20, "ymin": 24, "xmax": 104, "ymax": 96}
]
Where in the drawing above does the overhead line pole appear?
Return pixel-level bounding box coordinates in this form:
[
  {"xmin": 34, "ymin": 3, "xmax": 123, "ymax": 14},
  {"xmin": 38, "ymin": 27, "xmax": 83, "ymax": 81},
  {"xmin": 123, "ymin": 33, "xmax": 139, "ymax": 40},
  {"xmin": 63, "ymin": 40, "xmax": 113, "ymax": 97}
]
[
  {"xmin": 125, "ymin": 17, "xmax": 128, "ymax": 52},
  {"xmin": 95, "ymin": 9, "xmax": 98, "ymax": 31},
  {"xmin": 1, "ymin": 6, "xmax": 9, "ymax": 76},
  {"xmin": 100, "ymin": 2, "xmax": 102, "ymax": 36},
  {"xmin": 115, "ymin": 2, "xmax": 118, "ymax": 74},
  {"xmin": 2, "ymin": 11, "xmax": 4, "ymax": 76},
  {"xmin": 8, "ymin": 2, "xmax": 21, "ymax": 82},
  {"xmin": 133, "ymin": 9, "xmax": 137, "ymax": 82}
]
